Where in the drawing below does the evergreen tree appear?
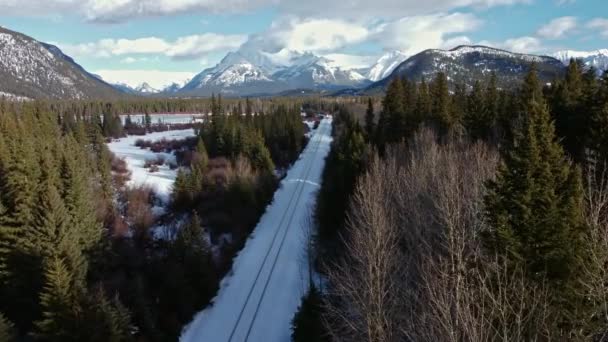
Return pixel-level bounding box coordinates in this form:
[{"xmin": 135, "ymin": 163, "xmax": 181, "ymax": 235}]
[
  {"xmin": 553, "ymin": 59, "xmax": 587, "ymax": 160},
  {"xmin": 60, "ymin": 137, "xmax": 102, "ymax": 252},
  {"xmin": 589, "ymin": 73, "xmax": 608, "ymax": 162},
  {"xmin": 484, "ymin": 72, "xmax": 500, "ymax": 139},
  {"xmin": 484, "ymin": 71, "xmax": 588, "ymax": 325},
  {"xmin": 291, "ymin": 286, "xmax": 328, "ymax": 342},
  {"xmin": 82, "ymin": 289, "xmax": 131, "ymax": 342},
  {"xmin": 382, "ymin": 78, "xmax": 405, "ymax": 143},
  {"xmin": 465, "ymin": 80, "xmax": 487, "ymax": 140},
  {"xmin": 364, "ymin": 97, "xmax": 375, "ymax": 140},
  {"xmin": 190, "ymin": 138, "xmax": 209, "ymax": 194},
  {"xmin": 245, "ymin": 97, "xmax": 253, "ymax": 119},
  {"xmin": 416, "ymin": 78, "xmax": 431, "ymax": 122},
  {"xmin": 34, "ymin": 257, "xmax": 80, "ymax": 341},
  {"xmin": 430, "ymin": 72, "xmax": 452, "ymax": 134},
  {"xmin": 0, "ymin": 312, "xmax": 15, "ymax": 342},
  {"xmin": 172, "ymin": 212, "xmax": 216, "ymax": 308}
]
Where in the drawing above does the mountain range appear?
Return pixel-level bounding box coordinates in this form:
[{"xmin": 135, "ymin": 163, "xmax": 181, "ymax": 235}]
[
  {"xmin": 1, "ymin": 25, "xmax": 606, "ymax": 100},
  {"xmin": 368, "ymin": 45, "xmax": 567, "ymax": 92},
  {"xmin": 551, "ymin": 49, "xmax": 608, "ymax": 74}
]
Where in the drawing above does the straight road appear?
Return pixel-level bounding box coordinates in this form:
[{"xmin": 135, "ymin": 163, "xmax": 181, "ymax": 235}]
[{"xmin": 180, "ymin": 117, "xmax": 333, "ymax": 342}]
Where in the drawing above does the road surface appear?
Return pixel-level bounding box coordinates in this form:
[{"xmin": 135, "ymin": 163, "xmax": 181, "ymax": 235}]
[{"xmin": 180, "ymin": 117, "xmax": 333, "ymax": 342}]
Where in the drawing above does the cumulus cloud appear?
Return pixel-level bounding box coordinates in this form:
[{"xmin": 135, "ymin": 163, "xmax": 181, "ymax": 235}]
[
  {"xmin": 59, "ymin": 33, "xmax": 247, "ymax": 60},
  {"xmin": 323, "ymin": 53, "xmax": 378, "ymax": 69},
  {"xmin": 587, "ymin": 18, "xmax": 608, "ymax": 38},
  {"xmin": 0, "ymin": 0, "xmax": 528, "ymax": 23},
  {"xmin": 480, "ymin": 36, "xmax": 544, "ymax": 53},
  {"xmin": 537, "ymin": 16, "xmax": 577, "ymax": 39},
  {"xmin": 95, "ymin": 69, "xmax": 195, "ymax": 89},
  {"xmin": 265, "ymin": 18, "xmax": 370, "ymax": 53},
  {"xmin": 373, "ymin": 12, "xmax": 482, "ymax": 55}
]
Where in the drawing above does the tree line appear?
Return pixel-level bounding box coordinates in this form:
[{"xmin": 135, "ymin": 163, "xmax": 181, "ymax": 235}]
[
  {"xmin": 0, "ymin": 96, "xmax": 310, "ymax": 341},
  {"xmin": 297, "ymin": 61, "xmax": 608, "ymax": 341}
]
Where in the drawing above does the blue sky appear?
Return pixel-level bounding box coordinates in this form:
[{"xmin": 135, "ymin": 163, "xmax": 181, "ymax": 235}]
[{"xmin": 1, "ymin": 0, "xmax": 606, "ymax": 88}]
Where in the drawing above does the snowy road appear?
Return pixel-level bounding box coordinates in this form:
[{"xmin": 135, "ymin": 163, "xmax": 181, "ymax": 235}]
[{"xmin": 180, "ymin": 118, "xmax": 333, "ymax": 342}]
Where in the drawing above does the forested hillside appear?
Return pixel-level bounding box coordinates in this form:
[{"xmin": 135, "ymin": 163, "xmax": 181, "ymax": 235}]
[{"xmin": 295, "ymin": 60, "xmax": 608, "ymax": 341}]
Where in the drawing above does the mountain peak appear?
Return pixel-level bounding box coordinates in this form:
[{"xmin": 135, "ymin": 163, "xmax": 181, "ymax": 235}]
[{"xmin": 0, "ymin": 26, "xmax": 122, "ymax": 100}]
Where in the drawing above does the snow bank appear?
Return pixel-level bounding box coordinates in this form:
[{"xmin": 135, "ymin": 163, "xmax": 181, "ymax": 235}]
[
  {"xmin": 180, "ymin": 118, "xmax": 333, "ymax": 342},
  {"xmin": 107, "ymin": 129, "xmax": 196, "ymax": 203}
]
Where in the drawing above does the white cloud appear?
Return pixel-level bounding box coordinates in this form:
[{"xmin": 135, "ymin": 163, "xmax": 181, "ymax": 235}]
[
  {"xmin": 480, "ymin": 36, "xmax": 544, "ymax": 53},
  {"xmin": 256, "ymin": 17, "xmax": 370, "ymax": 53},
  {"xmin": 323, "ymin": 53, "xmax": 378, "ymax": 69},
  {"xmin": 373, "ymin": 12, "xmax": 482, "ymax": 55},
  {"xmin": 60, "ymin": 33, "xmax": 247, "ymax": 60},
  {"xmin": 537, "ymin": 16, "xmax": 577, "ymax": 39},
  {"xmin": 587, "ymin": 18, "xmax": 608, "ymax": 38},
  {"xmin": 166, "ymin": 34, "xmax": 248, "ymax": 59},
  {"xmin": 0, "ymin": 0, "xmax": 528, "ymax": 23},
  {"xmin": 95, "ymin": 69, "xmax": 195, "ymax": 88}
]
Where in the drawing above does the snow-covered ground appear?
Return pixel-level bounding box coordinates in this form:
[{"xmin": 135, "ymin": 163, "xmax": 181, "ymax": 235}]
[
  {"xmin": 107, "ymin": 129, "xmax": 197, "ymax": 203},
  {"xmin": 180, "ymin": 118, "xmax": 333, "ymax": 342}
]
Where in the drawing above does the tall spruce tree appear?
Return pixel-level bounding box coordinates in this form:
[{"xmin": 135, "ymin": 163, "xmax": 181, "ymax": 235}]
[
  {"xmin": 484, "ymin": 69, "xmax": 588, "ymax": 328},
  {"xmin": 0, "ymin": 312, "xmax": 15, "ymax": 342},
  {"xmin": 383, "ymin": 78, "xmax": 405, "ymax": 143},
  {"xmin": 364, "ymin": 97, "xmax": 375, "ymax": 140},
  {"xmin": 34, "ymin": 257, "xmax": 80, "ymax": 341},
  {"xmin": 430, "ymin": 72, "xmax": 452, "ymax": 134}
]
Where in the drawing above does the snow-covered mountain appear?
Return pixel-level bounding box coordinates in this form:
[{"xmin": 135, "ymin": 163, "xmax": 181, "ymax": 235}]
[
  {"xmin": 369, "ymin": 45, "xmax": 566, "ymax": 91},
  {"xmin": 551, "ymin": 49, "xmax": 608, "ymax": 73},
  {"xmin": 366, "ymin": 50, "xmax": 408, "ymax": 82},
  {"xmin": 179, "ymin": 48, "xmax": 371, "ymax": 96},
  {"xmin": 111, "ymin": 80, "xmax": 189, "ymax": 96},
  {"xmin": 135, "ymin": 82, "xmax": 160, "ymax": 94},
  {"xmin": 0, "ymin": 26, "xmax": 122, "ymax": 100}
]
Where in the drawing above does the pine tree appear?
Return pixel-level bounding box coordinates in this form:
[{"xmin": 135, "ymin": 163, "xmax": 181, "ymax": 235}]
[
  {"xmin": 190, "ymin": 138, "xmax": 209, "ymax": 194},
  {"xmin": 364, "ymin": 97, "xmax": 375, "ymax": 140},
  {"xmin": 291, "ymin": 286, "xmax": 328, "ymax": 342},
  {"xmin": 484, "ymin": 70, "xmax": 588, "ymax": 290},
  {"xmin": 416, "ymin": 78, "xmax": 432, "ymax": 122},
  {"xmin": 382, "ymin": 78, "xmax": 405, "ymax": 143},
  {"xmin": 82, "ymin": 289, "xmax": 131, "ymax": 342},
  {"xmin": 173, "ymin": 212, "xmax": 216, "ymax": 307},
  {"xmin": 61, "ymin": 137, "xmax": 102, "ymax": 252},
  {"xmin": 588, "ymin": 72, "xmax": 608, "ymax": 165},
  {"xmin": 245, "ymin": 97, "xmax": 253, "ymax": 119},
  {"xmin": 0, "ymin": 312, "xmax": 15, "ymax": 342},
  {"xmin": 484, "ymin": 72, "xmax": 500, "ymax": 139},
  {"xmin": 553, "ymin": 59, "xmax": 586, "ymax": 160},
  {"xmin": 34, "ymin": 257, "xmax": 80, "ymax": 341},
  {"xmin": 431, "ymin": 72, "xmax": 452, "ymax": 134},
  {"xmin": 465, "ymin": 80, "xmax": 487, "ymax": 140}
]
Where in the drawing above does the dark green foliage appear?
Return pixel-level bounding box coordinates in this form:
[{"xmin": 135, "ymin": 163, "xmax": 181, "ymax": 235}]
[
  {"xmin": 291, "ymin": 286, "xmax": 329, "ymax": 342},
  {"xmin": 0, "ymin": 101, "xmax": 130, "ymax": 338},
  {"xmin": 365, "ymin": 97, "xmax": 375, "ymax": 141},
  {"xmin": 483, "ymin": 69, "xmax": 589, "ymax": 330},
  {"xmin": 316, "ymin": 109, "xmax": 368, "ymax": 254},
  {"xmin": 34, "ymin": 257, "xmax": 81, "ymax": 341},
  {"xmin": 0, "ymin": 312, "xmax": 15, "ymax": 342},
  {"xmin": 381, "ymin": 78, "xmax": 405, "ymax": 144},
  {"xmin": 588, "ymin": 72, "xmax": 608, "ymax": 165},
  {"xmin": 464, "ymin": 80, "xmax": 488, "ymax": 140},
  {"xmin": 430, "ymin": 72, "xmax": 452, "ymax": 134}
]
